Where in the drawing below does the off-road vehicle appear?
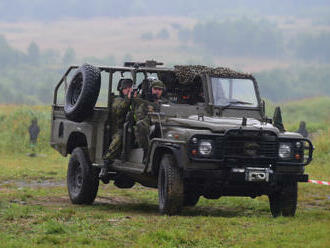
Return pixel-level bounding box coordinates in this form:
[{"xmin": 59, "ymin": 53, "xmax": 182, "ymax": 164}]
[{"xmin": 50, "ymin": 61, "xmax": 314, "ymax": 216}]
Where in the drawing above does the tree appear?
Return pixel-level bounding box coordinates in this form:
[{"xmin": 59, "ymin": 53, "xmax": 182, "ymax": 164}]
[
  {"xmin": 156, "ymin": 28, "xmax": 170, "ymax": 40},
  {"xmin": 62, "ymin": 47, "xmax": 76, "ymax": 65},
  {"xmin": 27, "ymin": 42, "xmax": 40, "ymax": 65}
]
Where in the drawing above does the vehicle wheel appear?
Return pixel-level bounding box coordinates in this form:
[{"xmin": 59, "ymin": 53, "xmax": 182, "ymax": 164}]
[
  {"xmin": 183, "ymin": 192, "xmax": 200, "ymax": 207},
  {"xmin": 268, "ymin": 182, "xmax": 298, "ymax": 217},
  {"xmin": 64, "ymin": 64, "xmax": 101, "ymax": 122},
  {"xmin": 158, "ymin": 154, "xmax": 184, "ymax": 215},
  {"xmin": 268, "ymin": 191, "xmax": 282, "ymax": 217},
  {"xmin": 281, "ymin": 182, "xmax": 298, "ymax": 217},
  {"xmin": 67, "ymin": 147, "xmax": 99, "ymax": 204}
]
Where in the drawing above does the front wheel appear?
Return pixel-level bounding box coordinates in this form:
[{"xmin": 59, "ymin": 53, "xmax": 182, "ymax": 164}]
[
  {"xmin": 269, "ymin": 182, "xmax": 298, "ymax": 217},
  {"xmin": 67, "ymin": 147, "xmax": 99, "ymax": 204},
  {"xmin": 158, "ymin": 154, "xmax": 184, "ymax": 215}
]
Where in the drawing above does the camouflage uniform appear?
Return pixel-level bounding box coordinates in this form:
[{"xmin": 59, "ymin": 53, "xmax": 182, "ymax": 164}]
[
  {"xmin": 134, "ymin": 99, "xmax": 157, "ymax": 155},
  {"xmin": 133, "ymin": 80, "xmax": 165, "ymax": 155},
  {"xmin": 104, "ymin": 96, "xmax": 131, "ymax": 161},
  {"xmin": 103, "ymin": 78, "xmax": 133, "ymax": 162}
]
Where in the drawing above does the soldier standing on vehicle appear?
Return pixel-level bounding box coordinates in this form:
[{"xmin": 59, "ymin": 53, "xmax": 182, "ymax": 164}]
[
  {"xmin": 100, "ymin": 78, "xmax": 133, "ymax": 178},
  {"xmin": 134, "ymin": 79, "xmax": 166, "ymax": 160}
]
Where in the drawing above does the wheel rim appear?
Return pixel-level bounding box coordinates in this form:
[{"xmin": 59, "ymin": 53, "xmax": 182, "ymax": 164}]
[
  {"xmin": 71, "ymin": 160, "xmax": 83, "ymax": 194},
  {"xmin": 71, "ymin": 74, "xmax": 83, "ymax": 106}
]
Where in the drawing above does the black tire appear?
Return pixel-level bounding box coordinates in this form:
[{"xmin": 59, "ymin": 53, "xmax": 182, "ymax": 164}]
[
  {"xmin": 268, "ymin": 182, "xmax": 298, "ymax": 217},
  {"xmin": 67, "ymin": 147, "xmax": 99, "ymax": 204},
  {"xmin": 64, "ymin": 64, "xmax": 101, "ymax": 122},
  {"xmin": 281, "ymin": 182, "xmax": 298, "ymax": 217},
  {"xmin": 158, "ymin": 154, "xmax": 184, "ymax": 215},
  {"xmin": 183, "ymin": 192, "xmax": 200, "ymax": 207},
  {"xmin": 269, "ymin": 191, "xmax": 282, "ymax": 217}
]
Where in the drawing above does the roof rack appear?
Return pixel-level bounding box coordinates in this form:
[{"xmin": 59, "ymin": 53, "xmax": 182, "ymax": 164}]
[{"xmin": 124, "ymin": 60, "xmax": 164, "ymax": 68}]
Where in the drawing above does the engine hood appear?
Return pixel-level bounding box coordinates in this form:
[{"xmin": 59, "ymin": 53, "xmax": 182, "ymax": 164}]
[{"xmin": 166, "ymin": 115, "xmax": 279, "ymax": 134}]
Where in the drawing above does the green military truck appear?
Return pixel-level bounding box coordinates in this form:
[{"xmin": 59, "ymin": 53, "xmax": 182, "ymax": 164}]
[{"xmin": 50, "ymin": 61, "xmax": 314, "ymax": 216}]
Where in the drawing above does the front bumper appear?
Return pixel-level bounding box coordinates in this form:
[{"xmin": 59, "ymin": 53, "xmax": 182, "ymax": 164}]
[
  {"xmin": 183, "ymin": 168, "xmax": 308, "ymax": 197},
  {"xmin": 184, "ymin": 168, "xmax": 308, "ymax": 183}
]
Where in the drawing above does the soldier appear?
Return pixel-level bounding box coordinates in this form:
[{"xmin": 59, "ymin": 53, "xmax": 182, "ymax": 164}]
[
  {"xmin": 134, "ymin": 79, "xmax": 166, "ymax": 160},
  {"xmin": 28, "ymin": 118, "xmax": 40, "ymax": 156},
  {"xmin": 100, "ymin": 78, "xmax": 133, "ymax": 179},
  {"xmin": 297, "ymin": 121, "xmax": 308, "ymax": 138}
]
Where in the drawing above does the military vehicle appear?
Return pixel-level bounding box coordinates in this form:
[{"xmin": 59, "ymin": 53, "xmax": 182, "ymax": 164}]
[{"xmin": 50, "ymin": 61, "xmax": 314, "ymax": 216}]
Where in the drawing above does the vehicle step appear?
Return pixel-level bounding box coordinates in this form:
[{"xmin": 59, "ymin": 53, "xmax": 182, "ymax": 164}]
[{"xmin": 109, "ymin": 160, "xmax": 145, "ymax": 174}]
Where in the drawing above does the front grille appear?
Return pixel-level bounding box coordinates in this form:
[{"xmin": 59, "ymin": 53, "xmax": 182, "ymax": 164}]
[
  {"xmin": 223, "ymin": 130, "xmax": 278, "ymax": 162},
  {"xmin": 189, "ymin": 130, "xmax": 278, "ymax": 163}
]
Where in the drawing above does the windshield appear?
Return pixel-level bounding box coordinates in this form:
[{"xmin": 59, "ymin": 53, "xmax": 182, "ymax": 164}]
[{"xmin": 211, "ymin": 77, "xmax": 258, "ymax": 107}]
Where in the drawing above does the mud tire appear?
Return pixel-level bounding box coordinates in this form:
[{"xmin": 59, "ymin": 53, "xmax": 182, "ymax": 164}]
[
  {"xmin": 64, "ymin": 64, "xmax": 101, "ymax": 122},
  {"xmin": 67, "ymin": 147, "xmax": 99, "ymax": 204},
  {"xmin": 269, "ymin": 182, "xmax": 298, "ymax": 217},
  {"xmin": 281, "ymin": 182, "xmax": 298, "ymax": 217},
  {"xmin": 158, "ymin": 154, "xmax": 184, "ymax": 215}
]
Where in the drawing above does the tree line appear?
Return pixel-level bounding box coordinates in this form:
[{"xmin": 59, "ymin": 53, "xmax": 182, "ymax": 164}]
[
  {"xmin": 177, "ymin": 18, "xmax": 330, "ymax": 62},
  {"xmin": 0, "ymin": 33, "xmax": 329, "ymax": 105}
]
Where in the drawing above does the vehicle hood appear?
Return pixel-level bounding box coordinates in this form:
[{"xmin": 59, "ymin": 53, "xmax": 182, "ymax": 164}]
[{"xmin": 166, "ymin": 115, "xmax": 279, "ymax": 134}]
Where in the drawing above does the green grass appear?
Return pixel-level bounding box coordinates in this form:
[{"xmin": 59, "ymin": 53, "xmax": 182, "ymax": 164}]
[
  {"xmin": 0, "ymin": 101, "xmax": 329, "ymax": 247},
  {"xmin": 0, "ymin": 105, "xmax": 51, "ymax": 154},
  {"xmin": 265, "ymin": 96, "xmax": 330, "ymax": 133},
  {"xmin": 0, "ymin": 180, "xmax": 329, "ymax": 247}
]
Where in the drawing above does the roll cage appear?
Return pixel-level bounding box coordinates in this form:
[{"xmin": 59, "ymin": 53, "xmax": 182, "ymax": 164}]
[
  {"xmin": 53, "ymin": 61, "xmax": 264, "ymax": 119},
  {"xmin": 53, "ymin": 63, "xmax": 174, "ymax": 107}
]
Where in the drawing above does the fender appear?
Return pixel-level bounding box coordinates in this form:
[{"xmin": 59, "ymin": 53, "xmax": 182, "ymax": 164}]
[{"xmin": 146, "ymin": 138, "xmax": 186, "ymax": 175}]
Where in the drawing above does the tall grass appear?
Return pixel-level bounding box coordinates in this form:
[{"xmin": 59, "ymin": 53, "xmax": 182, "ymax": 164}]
[
  {"xmin": 0, "ymin": 97, "xmax": 329, "ymax": 154},
  {"xmin": 265, "ymin": 96, "xmax": 330, "ymax": 132},
  {"xmin": 0, "ymin": 105, "xmax": 51, "ymax": 154}
]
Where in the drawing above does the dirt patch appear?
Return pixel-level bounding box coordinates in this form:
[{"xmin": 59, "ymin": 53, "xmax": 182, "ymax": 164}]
[
  {"xmin": 28, "ymin": 196, "xmax": 70, "ymax": 207},
  {"xmin": 29, "ymin": 195, "xmax": 138, "ymax": 207},
  {"xmin": 0, "ymin": 180, "xmax": 66, "ymax": 188},
  {"xmin": 95, "ymin": 195, "xmax": 138, "ymax": 205}
]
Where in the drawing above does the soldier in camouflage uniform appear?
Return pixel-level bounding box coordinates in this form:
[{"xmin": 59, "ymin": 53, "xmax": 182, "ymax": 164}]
[
  {"xmin": 134, "ymin": 79, "xmax": 166, "ymax": 159},
  {"xmin": 100, "ymin": 78, "xmax": 133, "ymax": 178}
]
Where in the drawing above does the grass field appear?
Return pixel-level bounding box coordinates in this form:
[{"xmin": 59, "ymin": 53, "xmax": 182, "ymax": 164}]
[{"xmin": 0, "ymin": 101, "xmax": 329, "ymax": 247}]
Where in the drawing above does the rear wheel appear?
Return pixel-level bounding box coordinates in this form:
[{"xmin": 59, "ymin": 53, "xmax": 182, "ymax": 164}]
[
  {"xmin": 269, "ymin": 182, "xmax": 298, "ymax": 217},
  {"xmin": 158, "ymin": 154, "xmax": 184, "ymax": 215},
  {"xmin": 67, "ymin": 147, "xmax": 99, "ymax": 204}
]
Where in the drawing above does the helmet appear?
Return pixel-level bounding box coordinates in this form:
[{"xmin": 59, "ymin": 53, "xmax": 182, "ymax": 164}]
[
  {"xmin": 151, "ymin": 79, "xmax": 165, "ymax": 89},
  {"xmin": 117, "ymin": 78, "xmax": 133, "ymax": 92}
]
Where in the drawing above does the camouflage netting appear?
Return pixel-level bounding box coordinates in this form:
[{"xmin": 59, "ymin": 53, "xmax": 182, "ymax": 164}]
[{"xmin": 174, "ymin": 65, "xmax": 254, "ymax": 85}]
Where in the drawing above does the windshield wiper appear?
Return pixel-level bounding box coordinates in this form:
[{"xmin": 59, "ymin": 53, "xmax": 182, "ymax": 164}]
[
  {"xmin": 228, "ymin": 100, "xmax": 253, "ymax": 105},
  {"xmin": 214, "ymin": 100, "xmax": 254, "ymax": 116}
]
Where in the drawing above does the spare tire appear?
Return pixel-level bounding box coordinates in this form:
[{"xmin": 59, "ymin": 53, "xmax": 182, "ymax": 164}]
[{"xmin": 64, "ymin": 64, "xmax": 101, "ymax": 122}]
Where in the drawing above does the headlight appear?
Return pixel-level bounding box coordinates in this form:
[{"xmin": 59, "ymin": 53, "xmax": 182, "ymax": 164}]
[
  {"xmin": 166, "ymin": 132, "xmax": 181, "ymax": 140},
  {"xmin": 199, "ymin": 140, "xmax": 213, "ymax": 156},
  {"xmin": 279, "ymin": 143, "xmax": 291, "ymax": 159}
]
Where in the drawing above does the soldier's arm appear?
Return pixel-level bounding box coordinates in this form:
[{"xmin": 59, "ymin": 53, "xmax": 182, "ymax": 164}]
[{"xmin": 112, "ymin": 97, "xmax": 130, "ymax": 116}]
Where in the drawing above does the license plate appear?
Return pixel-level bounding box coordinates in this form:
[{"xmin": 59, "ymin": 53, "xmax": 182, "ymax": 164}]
[{"xmin": 245, "ymin": 167, "xmax": 270, "ymax": 182}]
